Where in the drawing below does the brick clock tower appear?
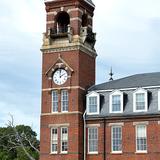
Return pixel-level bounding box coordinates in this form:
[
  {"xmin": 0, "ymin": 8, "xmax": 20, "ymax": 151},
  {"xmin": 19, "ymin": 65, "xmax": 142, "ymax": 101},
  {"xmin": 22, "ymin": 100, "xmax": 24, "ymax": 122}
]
[{"xmin": 40, "ymin": 0, "xmax": 96, "ymax": 160}]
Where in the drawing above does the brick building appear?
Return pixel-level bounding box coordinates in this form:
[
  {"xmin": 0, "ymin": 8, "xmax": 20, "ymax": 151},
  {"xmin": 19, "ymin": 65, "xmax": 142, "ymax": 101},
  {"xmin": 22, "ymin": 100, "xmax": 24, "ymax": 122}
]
[{"xmin": 40, "ymin": 0, "xmax": 160, "ymax": 160}]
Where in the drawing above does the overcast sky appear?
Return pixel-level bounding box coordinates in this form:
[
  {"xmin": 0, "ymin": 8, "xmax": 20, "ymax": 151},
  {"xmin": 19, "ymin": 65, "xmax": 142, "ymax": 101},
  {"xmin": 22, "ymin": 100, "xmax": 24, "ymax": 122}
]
[{"xmin": 0, "ymin": 0, "xmax": 160, "ymax": 135}]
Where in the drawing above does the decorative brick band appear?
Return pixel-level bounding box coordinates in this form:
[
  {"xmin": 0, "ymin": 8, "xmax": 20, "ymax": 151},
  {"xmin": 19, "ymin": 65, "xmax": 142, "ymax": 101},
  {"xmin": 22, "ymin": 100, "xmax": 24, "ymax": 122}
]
[
  {"xmin": 108, "ymin": 122, "xmax": 124, "ymax": 126},
  {"xmin": 48, "ymin": 123, "xmax": 70, "ymax": 128},
  {"xmin": 42, "ymin": 86, "xmax": 85, "ymax": 91},
  {"xmin": 41, "ymin": 111, "xmax": 83, "ymax": 116},
  {"xmin": 86, "ymin": 124, "xmax": 100, "ymax": 127},
  {"xmin": 133, "ymin": 121, "xmax": 149, "ymax": 125}
]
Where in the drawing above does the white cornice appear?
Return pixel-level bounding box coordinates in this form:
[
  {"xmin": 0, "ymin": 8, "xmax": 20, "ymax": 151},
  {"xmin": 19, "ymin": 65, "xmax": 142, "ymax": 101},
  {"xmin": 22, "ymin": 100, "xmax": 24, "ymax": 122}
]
[{"xmin": 91, "ymin": 85, "xmax": 160, "ymax": 93}]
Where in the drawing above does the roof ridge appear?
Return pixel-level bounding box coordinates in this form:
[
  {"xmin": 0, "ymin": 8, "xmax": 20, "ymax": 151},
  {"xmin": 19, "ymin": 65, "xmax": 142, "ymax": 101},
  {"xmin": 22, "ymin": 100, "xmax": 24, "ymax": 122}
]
[{"xmin": 89, "ymin": 72, "xmax": 160, "ymax": 91}]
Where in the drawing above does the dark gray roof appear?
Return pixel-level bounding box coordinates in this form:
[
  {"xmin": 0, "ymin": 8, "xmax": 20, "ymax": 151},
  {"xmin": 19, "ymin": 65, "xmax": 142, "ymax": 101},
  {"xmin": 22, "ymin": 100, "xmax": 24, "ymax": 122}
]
[
  {"xmin": 89, "ymin": 72, "xmax": 160, "ymax": 91},
  {"xmin": 85, "ymin": 0, "xmax": 94, "ymax": 6}
]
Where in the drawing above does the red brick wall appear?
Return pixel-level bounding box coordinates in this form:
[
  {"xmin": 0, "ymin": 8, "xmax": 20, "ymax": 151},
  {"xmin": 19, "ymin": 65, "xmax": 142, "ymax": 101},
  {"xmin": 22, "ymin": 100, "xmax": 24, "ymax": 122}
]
[{"xmin": 86, "ymin": 119, "xmax": 160, "ymax": 160}]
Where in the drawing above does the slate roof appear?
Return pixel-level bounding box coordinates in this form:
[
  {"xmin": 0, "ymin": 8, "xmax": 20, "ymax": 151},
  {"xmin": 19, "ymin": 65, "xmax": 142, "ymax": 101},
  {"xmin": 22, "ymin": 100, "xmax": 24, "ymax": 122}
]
[
  {"xmin": 86, "ymin": 72, "xmax": 160, "ymax": 120},
  {"xmin": 89, "ymin": 72, "xmax": 160, "ymax": 91},
  {"xmin": 85, "ymin": 0, "xmax": 94, "ymax": 6}
]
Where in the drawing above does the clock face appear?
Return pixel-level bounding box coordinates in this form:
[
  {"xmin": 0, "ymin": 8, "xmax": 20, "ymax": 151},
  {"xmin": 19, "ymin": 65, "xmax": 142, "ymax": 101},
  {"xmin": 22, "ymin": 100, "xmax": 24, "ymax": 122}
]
[{"xmin": 53, "ymin": 69, "xmax": 68, "ymax": 85}]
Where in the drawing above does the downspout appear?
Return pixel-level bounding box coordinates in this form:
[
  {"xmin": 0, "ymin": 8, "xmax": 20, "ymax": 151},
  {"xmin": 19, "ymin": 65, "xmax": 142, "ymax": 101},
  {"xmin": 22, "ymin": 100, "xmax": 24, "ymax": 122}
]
[
  {"xmin": 104, "ymin": 119, "xmax": 106, "ymax": 160},
  {"xmin": 83, "ymin": 110, "xmax": 87, "ymax": 160}
]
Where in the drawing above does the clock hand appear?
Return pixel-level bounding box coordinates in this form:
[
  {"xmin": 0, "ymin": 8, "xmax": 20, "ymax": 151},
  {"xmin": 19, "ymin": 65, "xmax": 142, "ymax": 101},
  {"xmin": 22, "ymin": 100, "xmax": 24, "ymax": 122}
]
[{"xmin": 60, "ymin": 73, "xmax": 66, "ymax": 78}]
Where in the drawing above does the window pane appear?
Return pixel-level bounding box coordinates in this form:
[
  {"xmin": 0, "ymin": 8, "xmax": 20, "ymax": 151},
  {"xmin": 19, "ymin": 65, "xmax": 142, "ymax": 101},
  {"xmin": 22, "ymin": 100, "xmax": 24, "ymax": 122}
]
[
  {"xmin": 89, "ymin": 97, "xmax": 97, "ymax": 113},
  {"xmin": 112, "ymin": 126, "xmax": 122, "ymax": 152},
  {"xmin": 51, "ymin": 128, "xmax": 58, "ymax": 153},
  {"xmin": 61, "ymin": 90, "xmax": 68, "ymax": 112},
  {"xmin": 112, "ymin": 95, "xmax": 121, "ymax": 112},
  {"xmin": 52, "ymin": 91, "xmax": 58, "ymax": 112},
  {"xmin": 61, "ymin": 127, "xmax": 68, "ymax": 152},
  {"xmin": 136, "ymin": 93, "xmax": 145, "ymax": 110},
  {"xmin": 88, "ymin": 127, "xmax": 98, "ymax": 152},
  {"xmin": 136, "ymin": 125, "xmax": 147, "ymax": 151}
]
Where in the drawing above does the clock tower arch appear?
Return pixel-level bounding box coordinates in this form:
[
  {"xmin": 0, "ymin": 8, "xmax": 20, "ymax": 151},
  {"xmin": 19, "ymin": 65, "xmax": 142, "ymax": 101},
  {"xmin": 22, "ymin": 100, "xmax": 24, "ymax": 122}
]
[{"xmin": 40, "ymin": 0, "xmax": 96, "ymax": 160}]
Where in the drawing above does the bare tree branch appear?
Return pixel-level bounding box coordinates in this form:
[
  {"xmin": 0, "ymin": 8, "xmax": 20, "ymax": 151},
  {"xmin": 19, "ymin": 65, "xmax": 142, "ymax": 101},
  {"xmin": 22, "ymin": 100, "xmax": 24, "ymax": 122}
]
[{"xmin": 0, "ymin": 114, "xmax": 39, "ymax": 160}]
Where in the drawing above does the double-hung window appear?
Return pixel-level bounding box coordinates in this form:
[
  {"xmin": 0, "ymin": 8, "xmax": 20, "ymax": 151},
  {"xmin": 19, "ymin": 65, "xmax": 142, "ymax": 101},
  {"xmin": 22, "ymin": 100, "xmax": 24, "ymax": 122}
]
[
  {"xmin": 110, "ymin": 90, "xmax": 123, "ymax": 113},
  {"xmin": 111, "ymin": 126, "xmax": 122, "ymax": 153},
  {"xmin": 88, "ymin": 127, "xmax": 98, "ymax": 153},
  {"xmin": 87, "ymin": 92, "xmax": 100, "ymax": 115},
  {"xmin": 51, "ymin": 128, "xmax": 58, "ymax": 153},
  {"xmin": 61, "ymin": 90, "xmax": 68, "ymax": 112},
  {"xmin": 136, "ymin": 93, "xmax": 145, "ymax": 110},
  {"xmin": 89, "ymin": 96, "xmax": 97, "ymax": 113},
  {"xmin": 136, "ymin": 125, "xmax": 147, "ymax": 153},
  {"xmin": 112, "ymin": 95, "xmax": 121, "ymax": 112},
  {"xmin": 61, "ymin": 127, "xmax": 68, "ymax": 153},
  {"xmin": 52, "ymin": 90, "xmax": 58, "ymax": 112},
  {"xmin": 133, "ymin": 89, "xmax": 148, "ymax": 112}
]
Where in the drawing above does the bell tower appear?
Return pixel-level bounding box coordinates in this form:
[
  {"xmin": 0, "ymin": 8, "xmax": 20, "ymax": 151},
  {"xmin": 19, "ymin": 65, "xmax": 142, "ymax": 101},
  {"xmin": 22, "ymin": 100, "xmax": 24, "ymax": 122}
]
[{"xmin": 40, "ymin": 0, "xmax": 96, "ymax": 160}]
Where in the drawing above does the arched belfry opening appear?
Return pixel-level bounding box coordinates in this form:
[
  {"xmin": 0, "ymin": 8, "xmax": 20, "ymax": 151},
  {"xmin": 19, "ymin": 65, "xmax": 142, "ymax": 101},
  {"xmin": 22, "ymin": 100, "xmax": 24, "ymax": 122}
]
[
  {"xmin": 55, "ymin": 11, "xmax": 70, "ymax": 34},
  {"xmin": 82, "ymin": 14, "xmax": 88, "ymax": 27}
]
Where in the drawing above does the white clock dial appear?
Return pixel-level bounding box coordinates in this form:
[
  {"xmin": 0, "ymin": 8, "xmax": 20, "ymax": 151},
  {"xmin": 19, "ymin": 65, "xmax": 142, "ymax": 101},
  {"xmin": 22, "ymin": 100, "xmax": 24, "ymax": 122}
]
[{"xmin": 53, "ymin": 69, "xmax": 68, "ymax": 85}]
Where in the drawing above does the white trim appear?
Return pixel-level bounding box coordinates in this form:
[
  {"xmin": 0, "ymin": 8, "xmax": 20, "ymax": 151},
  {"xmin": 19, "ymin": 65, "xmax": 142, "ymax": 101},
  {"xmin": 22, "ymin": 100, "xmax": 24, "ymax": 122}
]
[
  {"xmin": 42, "ymin": 86, "xmax": 85, "ymax": 91},
  {"xmin": 47, "ymin": 11, "xmax": 57, "ymax": 15},
  {"xmin": 50, "ymin": 127, "xmax": 58, "ymax": 154},
  {"xmin": 88, "ymin": 127, "xmax": 98, "ymax": 154},
  {"xmin": 111, "ymin": 151, "xmax": 122, "ymax": 154},
  {"xmin": 86, "ymin": 91, "xmax": 100, "ymax": 115},
  {"xmin": 111, "ymin": 125, "xmax": 122, "ymax": 153},
  {"xmin": 135, "ymin": 124, "xmax": 147, "ymax": 153},
  {"xmin": 135, "ymin": 150, "xmax": 148, "ymax": 154},
  {"xmin": 88, "ymin": 151, "xmax": 98, "ymax": 155},
  {"xmin": 108, "ymin": 122, "xmax": 124, "ymax": 126},
  {"xmin": 158, "ymin": 90, "xmax": 160, "ymax": 111},
  {"xmin": 109, "ymin": 90, "xmax": 123, "ymax": 113},
  {"xmin": 49, "ymin": 123, "xmax": 70, "ymax": 128},
  {"xmin": 158, "ymin": 121, "xmax": 160, "ymax": 125},
  {"xmin": 61, "ymin": 127, "xmax": 68, "ymax": 154},
  {"xmin": 92, "ymin": 85, "xmax": 160, "ymax": 93},
  {"xmin": 133, "ymin": 121, "xmax": 149, "ymax": 126},
  {"xmin": 70, "ymin": 17, "xmax": 82, "ymax": 22},
  {"xmin": 52, "ymin": 90, "xmax": 58, "ymax": 113},
  {"xmin": 61, "ymin": 90, "xmax": 69, "ymax": 112},
  {"xmin": 133, "ymin": 88, "xmax": 148, "ymax": 112},
  {"xmin": 41, "ymin": 111, "xmax": 83, "ymax": 116},
  {"xmin": 47, "ymin": 21, "xmax": 55, "ymax": 24},
  {"xmin": 86, "ymin": 124, "xmax": 100, "ymax": 127},
  {"xmin": 67, "ymin": 8, "xmax": 83, "ymax": 14}
]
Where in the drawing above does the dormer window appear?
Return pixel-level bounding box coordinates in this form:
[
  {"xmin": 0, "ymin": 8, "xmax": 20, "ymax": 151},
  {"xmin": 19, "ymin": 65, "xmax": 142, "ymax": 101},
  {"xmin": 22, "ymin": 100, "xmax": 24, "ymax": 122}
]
[
  {"xmin": 87, "ymin": 92, "xmax": 100, "ymax": 115},
  {"xmin": 110, "ymin": 90, "xmax": 123, "ymax": 113},
  {"xmin": 133, "ymin": 88, "xmax": 148, "ymax": 112}
]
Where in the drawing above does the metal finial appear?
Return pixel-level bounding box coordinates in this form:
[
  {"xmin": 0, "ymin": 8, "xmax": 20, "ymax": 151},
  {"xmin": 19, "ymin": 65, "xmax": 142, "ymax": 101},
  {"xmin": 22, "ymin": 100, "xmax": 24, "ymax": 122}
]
[{"xmin": 109, "ymin": 67, "xmax": 114, "ymax": 81}]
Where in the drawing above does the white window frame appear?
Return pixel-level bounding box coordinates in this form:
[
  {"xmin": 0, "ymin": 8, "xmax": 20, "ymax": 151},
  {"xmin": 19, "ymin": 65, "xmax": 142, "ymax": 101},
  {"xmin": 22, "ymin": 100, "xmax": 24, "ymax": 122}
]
[
  {"xmin": 88, "ymin": 127, "xmax": 98, "ymax": 154},
  {"xmin": 136, "ymin": 125, "xmax": 147, "ymax": 153},
  {"xmin": 86, "ymin": 91, "xmax": 100, "ymax": 115},
  {"xmin": 61, "ymin": 127, "xmax": 68, "ymax": 154},
  {"xmin": 52, "ymin": 90, "xmax": 58, "ymax": 113},
  {"xmin": 61, "ymin": 90, "xmax": 69, "ymax": 112},
  {"xmin": 109, "ymin": 90, "xmax": 123, "ymax": 113},
  {"xmin": 51, "ymin": 128, "xmax": 58, "ymax": 154},
  {"xmin": 158, "ymin": 90, "xmax": 160, "ymax": 111},
  {"xmin": 111, "ymin": 125, "xmax": 122, "ymax": 153},
  {"xmin": 133, "ymin": 88, "xmax": 148, "ymax": 112}
]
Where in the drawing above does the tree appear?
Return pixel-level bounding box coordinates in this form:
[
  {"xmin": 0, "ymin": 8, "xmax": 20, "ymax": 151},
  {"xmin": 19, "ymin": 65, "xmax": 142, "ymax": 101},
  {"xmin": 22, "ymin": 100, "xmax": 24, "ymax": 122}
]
[{"xmin": 0, "ymin": 116, "xmax": 39, "ymax": 160}]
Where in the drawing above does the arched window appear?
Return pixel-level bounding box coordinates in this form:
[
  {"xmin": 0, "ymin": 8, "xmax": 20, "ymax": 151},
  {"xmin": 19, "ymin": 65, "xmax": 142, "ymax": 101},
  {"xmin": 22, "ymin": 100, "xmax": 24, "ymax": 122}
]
[
  {"xmin": 56, "ymin": 11, "xmax": 70, "ymax": 34},
  {"xmin": 82, "ymin": 14, "xmax": 88, "ymax": 27}
]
